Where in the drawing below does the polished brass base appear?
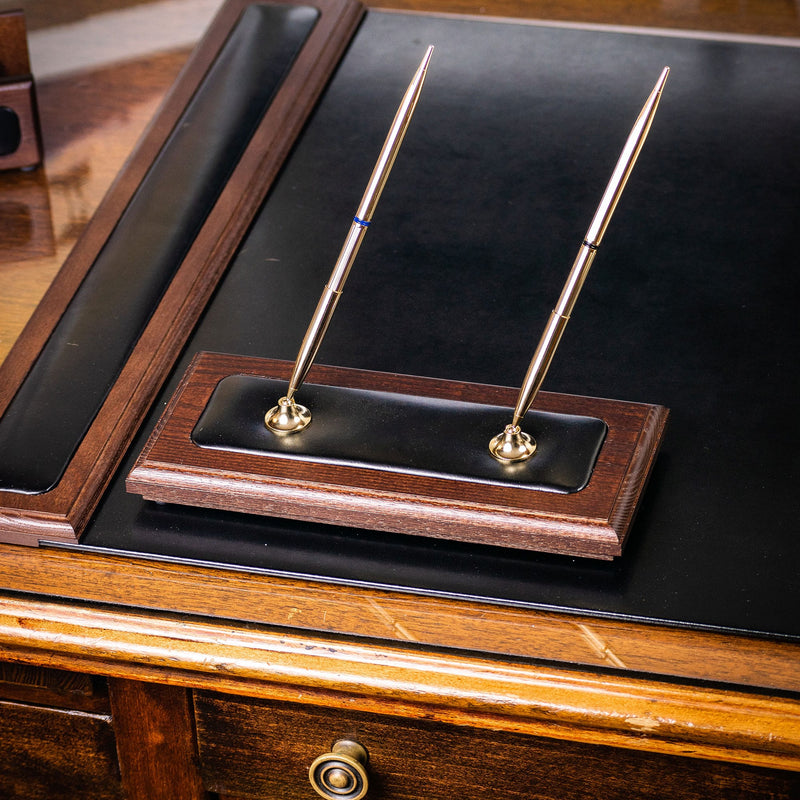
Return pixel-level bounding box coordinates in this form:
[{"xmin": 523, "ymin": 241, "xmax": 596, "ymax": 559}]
[
  {"xmin": 309, "ymin": 740, "xmax": 369, "ymax": 800},
  {"xmin": 489, "ymin": 424, "xmax": 537, "ymax": 463},
  {"xmin": 264, "ymin": 396, "xmax": 312, "ymax": 434}
]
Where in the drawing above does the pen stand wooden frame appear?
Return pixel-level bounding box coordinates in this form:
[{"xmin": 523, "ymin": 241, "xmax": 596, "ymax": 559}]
[{"xmin": 127, "ymin": 352, "xmax": 668, "ymax": 559}]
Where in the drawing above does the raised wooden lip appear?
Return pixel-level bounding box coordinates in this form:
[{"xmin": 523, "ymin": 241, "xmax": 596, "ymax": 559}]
[{"xmin": 0, "ymin": 0, "xmax": 365, "ymax": 546}]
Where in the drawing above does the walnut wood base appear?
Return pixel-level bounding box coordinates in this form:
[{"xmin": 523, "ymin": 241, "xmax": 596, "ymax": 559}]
[{"xmin": 127, "ymin": 352, "xmax": 668, "ymax": 559}]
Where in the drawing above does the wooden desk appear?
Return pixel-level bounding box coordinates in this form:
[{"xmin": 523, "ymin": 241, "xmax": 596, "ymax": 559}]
[{"xmin": 1, "ymin": 1, "xmax": 798, "ymax": 798}]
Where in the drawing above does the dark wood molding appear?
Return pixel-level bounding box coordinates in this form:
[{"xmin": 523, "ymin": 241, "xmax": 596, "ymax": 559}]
[{"xmin": 0, "ymin": 0, "xmax": 365, "ymax": 546}]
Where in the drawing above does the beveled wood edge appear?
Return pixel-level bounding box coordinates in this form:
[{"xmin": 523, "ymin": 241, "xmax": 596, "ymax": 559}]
[
  {"xmin": 0, "ymin": 593, "xmax": 797, "ymax": 772},
  {"xmin": 127, "ymin": 353, "xmax": 668, "ymax": 559},
  {"xmin": 129, "ymin": 467, "xmax": 623, "ymax": 557},
  {"xmin": 1, "ymin": 545, "xmax": 798, "ymax": 696},
  {"xmin": 607, "ymin": 402, "xmax": 668, "ymax": 551},
  {"xmin": 0, "ymin": 0, "xmax": 366, "ymax": 545}
]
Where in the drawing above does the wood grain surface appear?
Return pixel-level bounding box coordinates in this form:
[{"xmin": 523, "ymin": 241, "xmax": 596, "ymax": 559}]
[
  {"xmin": 0, "ymin": 698, "xmax": 122, "ymax": 799},
  {"xmin": 1, "ymin": 544, "xmax": 798, "ymax": 693},
  {"xmin": 196, "ymin": 693, "xmax": 800, "ymax": 799},
  {"xmin": 13, "ymin": 0, "xmax": 800, "ymax": 37},
  {"xmin": 109, "ymin": 678, "xmax": 208, "ymax": 800},
  {"xmin": 367, "ymin": 0, "xmax": 800, "ymax": 37}
]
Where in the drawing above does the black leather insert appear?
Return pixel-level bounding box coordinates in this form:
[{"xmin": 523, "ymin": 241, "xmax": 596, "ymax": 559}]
[
  {"xmin": 192, "ymin": 376, "xmax": 608, "ymax": 493},
  {"xmin": 0, "ymin": 4, "xmax": 319, "ymax": 494}
]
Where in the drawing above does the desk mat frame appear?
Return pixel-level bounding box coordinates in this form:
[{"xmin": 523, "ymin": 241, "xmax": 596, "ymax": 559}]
[
  {"xmin": 0, "ymin": 0, "xmax": 364, "ymax": 545},
  {"xmin": 127, "ymin": 352, "xmax": 668, "ymax": 559}
]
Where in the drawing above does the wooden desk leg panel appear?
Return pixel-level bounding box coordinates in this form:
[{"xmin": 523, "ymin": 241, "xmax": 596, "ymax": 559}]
[{"xmin": 108, "ymin": 678, "xmax": 209, "ymax": 800}]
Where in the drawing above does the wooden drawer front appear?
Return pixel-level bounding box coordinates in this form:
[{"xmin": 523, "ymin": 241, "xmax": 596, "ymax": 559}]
[
  {"xmin": 194, "ymin": 692, "xmax": 799, "ymax": 800},
  {"xmin": 0, "ymin": 700, "xmax": 122, "ymax": 799},
  {"xmin": 0, "ymin": 662, "xmax": 109, "ymax": 712}
]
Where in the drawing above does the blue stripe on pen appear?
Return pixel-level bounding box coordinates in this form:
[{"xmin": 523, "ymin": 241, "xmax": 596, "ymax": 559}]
[{"xmin": 354, "ymin": 216, "xmax": 371, "ymax": 227}]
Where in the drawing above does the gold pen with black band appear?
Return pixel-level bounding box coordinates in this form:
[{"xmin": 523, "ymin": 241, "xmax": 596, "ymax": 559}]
[{"xmin": 490, "ymin": 67, "xmax": 669, "ymax": 463}]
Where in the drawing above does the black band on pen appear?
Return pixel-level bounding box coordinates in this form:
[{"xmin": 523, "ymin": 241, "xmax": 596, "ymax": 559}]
[{"xmin": 583, "ymin": 239, "xmax": 599, "ymax": 251}]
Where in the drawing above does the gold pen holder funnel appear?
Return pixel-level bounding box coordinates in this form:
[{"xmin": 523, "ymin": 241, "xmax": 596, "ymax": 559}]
[
  {"xmin": 265, "ymin": 396, "xmax": 312, "ymax": 434},
  {"xmin": 488, "ymin": 424, "xmax": 537, "ymax": 463},
  {"xmin": 127, "ymin": 354, "xmax": 669, "ymax": 560}
]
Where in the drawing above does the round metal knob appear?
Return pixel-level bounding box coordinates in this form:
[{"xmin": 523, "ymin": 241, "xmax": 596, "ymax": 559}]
[{"xmin": 309, "ymin": 739, "xmax": 369, "ymax": 800}]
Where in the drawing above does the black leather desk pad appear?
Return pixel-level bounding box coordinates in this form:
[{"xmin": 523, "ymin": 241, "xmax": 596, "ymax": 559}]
[
  {"xmin": 67, "ymin": 12, "xmax": 799, "ymax": 639},
  {"xmin": 193, "ymin": 375, "xmax": 606, "ymax": 492}
]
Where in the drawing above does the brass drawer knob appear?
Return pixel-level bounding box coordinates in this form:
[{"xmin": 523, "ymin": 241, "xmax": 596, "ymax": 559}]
[{"xmin": 309, "ymin": 739, "xmax": 369, "ymax": 800}]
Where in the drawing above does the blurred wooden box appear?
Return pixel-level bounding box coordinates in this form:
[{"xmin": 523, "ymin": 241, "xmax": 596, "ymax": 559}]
[{"xmin": 0, "ymin": 10, "xmax": 42, "ymax": 171}]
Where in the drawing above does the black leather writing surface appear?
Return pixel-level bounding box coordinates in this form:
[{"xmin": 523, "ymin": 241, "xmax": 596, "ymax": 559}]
[
  {"xmin": 0, "ymin": 4, "xmax": 318, "ymax": 493},
  {"xmin": 73, "ymin": 12, "xmax": 799, "ymax": 639},
  {"xmin": 192, "ymin": 375, "xmax": 607, "ymax": 492}
]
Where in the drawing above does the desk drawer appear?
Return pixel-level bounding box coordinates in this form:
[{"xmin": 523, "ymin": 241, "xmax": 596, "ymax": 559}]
[
  {"xmin": 0, "ymin": 699, "xmax": 122, "ymax": 799},
  {"xmin": 194, "ymin": 692, "xmax": 798, "ymax": 800}
]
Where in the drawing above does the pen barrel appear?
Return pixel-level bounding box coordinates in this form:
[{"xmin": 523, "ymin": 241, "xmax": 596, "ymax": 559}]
[
  {"xmin": 512, "ymin": 310, "xmax": 570, "ymax": 428},
  {"xmin": 554, "ymin": 243, "xmax": 597, "ymax": 318},
  {"xmin": 283, "ymin": 46, "xmax": 433, "ymax": 403},
  {"xmin": 286, "ymin": 219, "xmax": 366, "ymax": 399},
  {"xmin": 509, "ymin": 67, "xmax": 668, "ymax": 428},
  {"xmin": 287, "ymin": 284, "xmax": 343, "ymax": 398},
  {"xmin": 511, "ymin": 244, "xmax": 597, "ymax": 427},
  {"xmin": 356, "ymin": 45, "xmax": 433, "ymax": 223},
  {"xmin": 585, "ymin": 66, "xmax": 669, "ymax": 246},
  {"xmin": 328, "ymin": 221, "xmax": 369, "ymax": 291}
]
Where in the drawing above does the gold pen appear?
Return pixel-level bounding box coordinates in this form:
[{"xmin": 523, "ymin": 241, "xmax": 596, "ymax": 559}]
[
  {"xmin": 490, "ymin": 67, "xmax": 670, "ymax": 463},
  {"xmin": 266, "ymin": 46, "xmax": 434, "ymax": 434}
]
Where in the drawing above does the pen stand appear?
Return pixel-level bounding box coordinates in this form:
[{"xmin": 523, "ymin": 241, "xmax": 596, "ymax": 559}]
[{"xmin": 127, "ymin": 352, "xmax": 668, "ymax": 559}]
